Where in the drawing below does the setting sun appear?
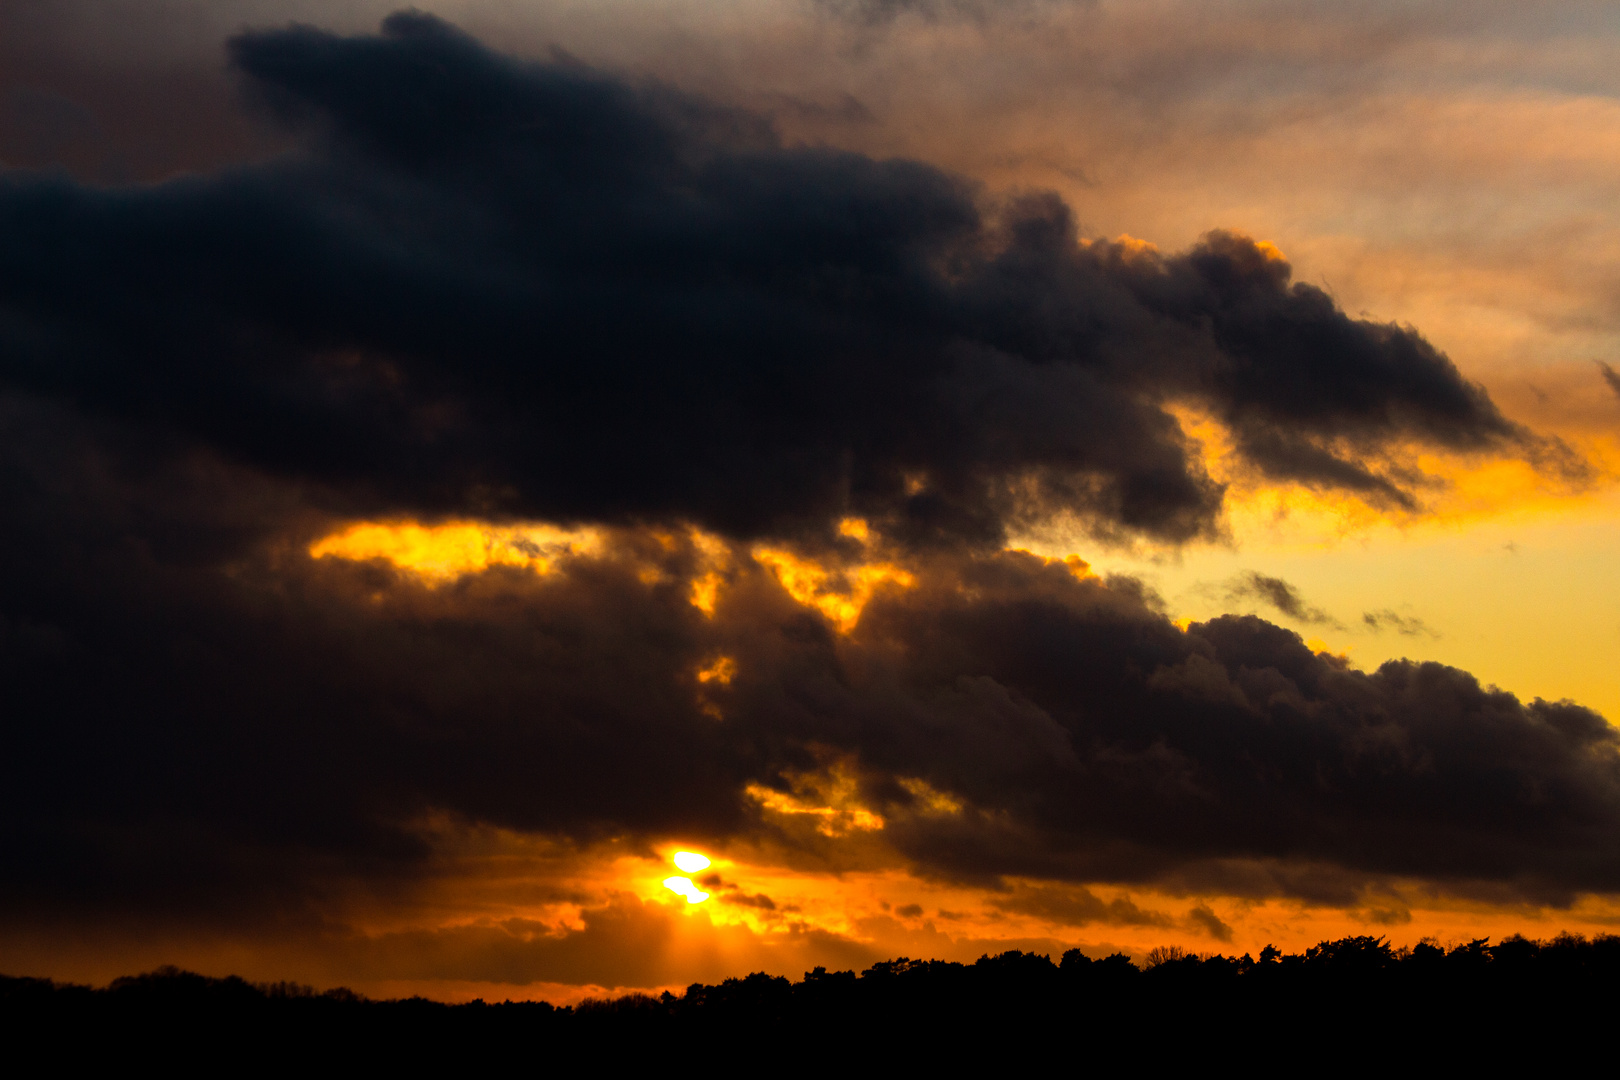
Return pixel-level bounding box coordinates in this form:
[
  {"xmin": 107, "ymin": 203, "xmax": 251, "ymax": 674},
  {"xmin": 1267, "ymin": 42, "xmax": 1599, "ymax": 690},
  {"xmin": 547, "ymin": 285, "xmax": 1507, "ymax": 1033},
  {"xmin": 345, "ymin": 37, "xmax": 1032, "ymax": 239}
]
[
  {"xmin": 8, "ymin": 0, "xmax": 1620, "ymax": 1025},
  {"xmin": 672, "ymin": 851, "xmax": 711, "ymax": 874}
]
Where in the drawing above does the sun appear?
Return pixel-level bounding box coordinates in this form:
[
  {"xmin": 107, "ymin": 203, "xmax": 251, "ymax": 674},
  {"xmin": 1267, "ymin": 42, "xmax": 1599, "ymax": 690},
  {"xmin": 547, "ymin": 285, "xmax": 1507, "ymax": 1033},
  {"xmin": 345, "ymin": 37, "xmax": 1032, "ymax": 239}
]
[
  {"xmin": 672, "ymin": 851, "xmax": 711, "ymax": 874},
  {"xmin": 664, "ymin": 851, "xmax": 713, "ymax": 903}
]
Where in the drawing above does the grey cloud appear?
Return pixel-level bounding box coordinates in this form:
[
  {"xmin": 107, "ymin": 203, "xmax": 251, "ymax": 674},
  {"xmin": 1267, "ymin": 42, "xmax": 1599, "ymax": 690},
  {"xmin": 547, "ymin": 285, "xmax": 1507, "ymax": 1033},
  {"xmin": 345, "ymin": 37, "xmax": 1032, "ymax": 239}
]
[
  {"xmin": 1185, "ymin": 904, "xmax": 1232, "ymax": 942},
  {"xmin": 812, "ymin": 0, "xmax": 1073, "ymax": 28},
  {"xmin": 989, "ymin": 884, "xmax": 1173, "ymax": 928},
  {"xmin": 0, "ymin": 397, "xmax": 1617, "ymax": 928},
  {"xmin": 1599, "ymin": 361, "xmax": 1620, "ymax": 402},
  {"xmin": 0, "ymin": 13, "xmax": 1550, "ymax": 552},
  {"xmin": 1226, "ymin": 571, "xmax": 1340, "ymax": 626},
  {"xmin": 0, "ymin": 13, "xmax": 1613, "ymax": 944},
  {"xmin": 1363, "ymin": 609, "xmax": 1439, "ymax": 637},
  {"xmin": 819, "ymin": 565, "xmax": 1620, "ymax": 902}
]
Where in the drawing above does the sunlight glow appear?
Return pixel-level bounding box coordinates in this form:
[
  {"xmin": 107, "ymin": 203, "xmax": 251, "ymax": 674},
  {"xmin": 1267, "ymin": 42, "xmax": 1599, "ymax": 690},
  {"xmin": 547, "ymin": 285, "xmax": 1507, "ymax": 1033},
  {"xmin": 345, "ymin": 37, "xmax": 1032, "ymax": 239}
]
[
  {"xmin": 673, "ymin": 851, "xmax": 711, "ymax": 874},
  {"xmin": 696, "ymin": 658, "xmax": 736, "ymax": 686},
  {"xmin": 746, "ymin": 764, "xmax": 886, "ymax": 837},
  {"xmin": 752, "ymin": 548, "xmax": 914, "ymax": 634},
  {"xmin": 663, "ymin": 876, "xmax": 710, "ymax": 903},
  {"xmin": 897, "ymin": 777, "xmax": 964, "ymax": 816},
  {"xmin": 690, "ymin": 572, "xmax": 723, "ymax": 614},
  {"xmin": 1161, "ymin": 404, "xmax": 1620, "ymax": 550},
  {"xmin": 687, "ymin": 528, "xmax": 732, "ymax": 615},
  {"xmin": 309, "ymin": 520, "xmax": 598, "ymax": 582}
]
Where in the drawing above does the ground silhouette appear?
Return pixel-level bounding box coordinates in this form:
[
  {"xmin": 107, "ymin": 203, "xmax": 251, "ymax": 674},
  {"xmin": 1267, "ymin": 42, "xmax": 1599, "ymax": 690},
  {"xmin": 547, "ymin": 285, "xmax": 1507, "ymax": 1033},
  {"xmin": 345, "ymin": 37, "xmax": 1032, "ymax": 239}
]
[{"xmin": 2, "ymin": 934, "xmax": 1614, "ymax": 1066}]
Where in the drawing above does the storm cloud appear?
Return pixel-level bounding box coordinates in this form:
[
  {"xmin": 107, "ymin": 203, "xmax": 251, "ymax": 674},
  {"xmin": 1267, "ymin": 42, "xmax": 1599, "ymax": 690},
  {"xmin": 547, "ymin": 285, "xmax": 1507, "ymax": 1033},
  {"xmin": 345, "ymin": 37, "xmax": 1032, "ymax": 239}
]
[
  {"xmin": 0, "ymin": 12, "xmax": 1539, "ymax": 551},
  {"xmin": 0, "ymin": 13, "xmax": 1612, "ymax": 959},
  {"xmin": 0, "ymin": 388, "xmax": 1616, "ymax": 925}
]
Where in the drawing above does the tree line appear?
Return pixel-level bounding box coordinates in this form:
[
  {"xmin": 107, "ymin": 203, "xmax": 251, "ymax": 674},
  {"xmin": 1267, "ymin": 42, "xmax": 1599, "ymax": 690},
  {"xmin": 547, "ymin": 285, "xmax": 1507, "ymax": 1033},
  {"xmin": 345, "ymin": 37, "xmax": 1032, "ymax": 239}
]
[{"xmin": 3, "ymin": 934, "xmax": 1613, "ymax": 1066}]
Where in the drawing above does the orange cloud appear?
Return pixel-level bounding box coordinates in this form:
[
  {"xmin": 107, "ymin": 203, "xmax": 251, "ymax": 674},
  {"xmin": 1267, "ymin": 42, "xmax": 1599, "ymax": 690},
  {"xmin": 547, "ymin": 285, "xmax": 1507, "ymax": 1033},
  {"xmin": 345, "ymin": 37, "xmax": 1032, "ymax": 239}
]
[
  {"xmin": 751, "ymin": 547, "xmax": 914, "ymax": 633},
  {"xmin": 1159, "ymin": 404, "xmax": 1620, "ymax": 550},
  {"xmin": 746, "ymin": 772, "xmax": 886, "ymax": 839},
  {"xmin": 309, "ymin": 520, "xmax": 599, "ymax": 581},
  {"xmin": 696, "ymin": 657, "xmax": 736, "ymax": 686},
  {"xmin": 687, "ymin": 528, "xmax": 732, "ymax": 615}
]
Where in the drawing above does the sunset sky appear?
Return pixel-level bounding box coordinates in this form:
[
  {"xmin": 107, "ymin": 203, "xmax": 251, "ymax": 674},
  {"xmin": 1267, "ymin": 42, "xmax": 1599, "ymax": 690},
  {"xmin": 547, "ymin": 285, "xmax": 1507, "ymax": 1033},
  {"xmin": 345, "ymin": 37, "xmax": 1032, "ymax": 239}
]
[{"xmin": 2, "ymin": 0, "xmax": 1619, "ymax": 1002}]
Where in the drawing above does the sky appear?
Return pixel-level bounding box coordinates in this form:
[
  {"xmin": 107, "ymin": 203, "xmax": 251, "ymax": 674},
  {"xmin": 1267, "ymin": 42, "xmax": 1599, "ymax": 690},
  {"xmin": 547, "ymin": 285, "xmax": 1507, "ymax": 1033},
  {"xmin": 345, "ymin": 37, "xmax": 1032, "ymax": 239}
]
[{"xmin": 1, "ymin": 0, "xmax": 1618, "ymax": 1002}]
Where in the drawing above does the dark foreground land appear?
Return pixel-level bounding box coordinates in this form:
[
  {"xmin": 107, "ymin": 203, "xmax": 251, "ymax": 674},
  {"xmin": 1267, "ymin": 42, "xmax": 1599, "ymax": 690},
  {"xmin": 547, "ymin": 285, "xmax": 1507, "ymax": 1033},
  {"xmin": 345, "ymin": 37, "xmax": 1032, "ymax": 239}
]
[{"xmin": 3, "ymin": 935, "xmax": 1616, "ymax": 1067}]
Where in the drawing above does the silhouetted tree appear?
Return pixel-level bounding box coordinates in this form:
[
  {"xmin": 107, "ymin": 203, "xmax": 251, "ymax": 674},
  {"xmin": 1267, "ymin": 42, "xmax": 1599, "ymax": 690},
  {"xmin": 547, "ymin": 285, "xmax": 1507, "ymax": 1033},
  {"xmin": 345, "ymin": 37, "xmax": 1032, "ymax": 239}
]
[{"xmin": 7, "ymin": 932, "xmax": 1620, "ymax": 1064}]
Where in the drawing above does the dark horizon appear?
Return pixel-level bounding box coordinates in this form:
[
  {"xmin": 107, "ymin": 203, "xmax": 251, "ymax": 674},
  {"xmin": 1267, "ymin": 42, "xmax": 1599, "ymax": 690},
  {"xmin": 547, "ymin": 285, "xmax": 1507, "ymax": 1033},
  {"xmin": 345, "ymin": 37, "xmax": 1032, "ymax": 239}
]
[
  {"xmin": 7, "ymin": 932, "xmax": 1618, "ymax": 1068},
  {"xmin": 10, "ymin": 927, "xmax": 1617, "ymax": 1001}
]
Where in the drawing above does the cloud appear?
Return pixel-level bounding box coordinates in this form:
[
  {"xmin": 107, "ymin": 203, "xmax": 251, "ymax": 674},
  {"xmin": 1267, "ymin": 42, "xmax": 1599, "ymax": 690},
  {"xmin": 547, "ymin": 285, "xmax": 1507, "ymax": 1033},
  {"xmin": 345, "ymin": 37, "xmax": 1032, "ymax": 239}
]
[
  {"xmin": 1185, "ymin": 904, "xmax": 1232, "ymax": 942},
  {"xmin": 988, "ymin": 884, "xmax": 1173, "ymax": 928},
  {"xmin": 811, "ymin": 0, "xmax": 1078, "ymax": 28},
  {"xmin": 0, "ymin": 13, "xmax": 1547, "ymax": 553},
  {"xmin": 827, "ymin": 556, "xmax": 1620, "ymax": 902},
  {"xmin": 1599, "ymin": 361, "xmax": 1620, "ymax": 402},
  {"xmin": 0, "ymin": 385, "xmax": 1616, "ymax": 928},
  {"xmin": 323, "ymin": 893, "xmax": 878, "ymax": 988},
  {"xmin": 0, "ymin": 12, "xmax": 1616, "ymax": 976},
  {"xmin": 1363, "ymin": 609, "xmax": 1439, "ymax": 637},
  {"xmin": 1226, "ymin": 571, "xmax": 1340, "ymax": 626}
]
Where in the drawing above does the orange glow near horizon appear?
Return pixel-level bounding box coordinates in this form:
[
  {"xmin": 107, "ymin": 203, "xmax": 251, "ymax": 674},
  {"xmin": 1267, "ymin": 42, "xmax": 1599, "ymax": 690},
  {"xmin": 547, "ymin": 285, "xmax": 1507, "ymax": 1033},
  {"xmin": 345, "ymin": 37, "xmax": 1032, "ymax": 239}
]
[
  {"xmin": 285, "ymin": 468, "xmax": 1620, "ymax": 1002},
  {"xmin": 21, "ymin": 818, "xmax": 1620, "ymax": 1005},
  {"xmin": 329, "ymin": 833, "xmax": 1620, "ymax": 1001},
  {"xmin": 591, "ymin": 839, "xmax": 1620, "ymax": 990}
]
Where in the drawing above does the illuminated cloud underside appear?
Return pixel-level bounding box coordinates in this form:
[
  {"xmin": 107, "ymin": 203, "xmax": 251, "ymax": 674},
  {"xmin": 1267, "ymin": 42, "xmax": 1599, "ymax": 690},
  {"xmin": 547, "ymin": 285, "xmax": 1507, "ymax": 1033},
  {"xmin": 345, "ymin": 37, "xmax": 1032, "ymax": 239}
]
[{"xmin": 287, "ymin": 513, "xmax": 1620, "ymax": 969}]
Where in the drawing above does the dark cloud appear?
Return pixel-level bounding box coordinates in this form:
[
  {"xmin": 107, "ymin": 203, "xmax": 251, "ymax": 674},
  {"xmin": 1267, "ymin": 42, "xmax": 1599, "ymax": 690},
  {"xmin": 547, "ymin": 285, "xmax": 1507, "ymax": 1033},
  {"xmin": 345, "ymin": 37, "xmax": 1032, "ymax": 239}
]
[
  {"xmin": 1185, "ymin": 904, "xmax": 1232, "ymax": 942},
  {"xmin": 811, "ymin": 0, "xmax": 1063, "ymax": 28},
  {"xmin": 1363, "ymin": 609, "xmax": 1439, "ymax": 638},
  {"xmin": 1599, "ymin": 361, "xmax": 1620, "ymax": 402},
  {"xmin": 0, "ymin": 13, "xmax": 1613, "ymax": 953},
  {"xmin": 0, "ymin": 13, "xmax": 1543, "ymax": 551},
  {"xmin": 989, "ymin": 884, "xmax": 1172, "ymax": 928},
  {"xmin": 1225, "ymin": 571, "xmax": 1340, "ymax": 626},
  {"xmin": 761, "ymin": 90, "xmax": 876, "ymax": 127},
  {"xmin": 0, "ymin": 386, "xmax": 1616, "ymax": 928},
  {"xmin": 789, "ymin": 555, "xmax": 1620, "ymax": 903},
  {"xmin": 729, "ymin": 893, "xmax": 779, "ymax": 911}
]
